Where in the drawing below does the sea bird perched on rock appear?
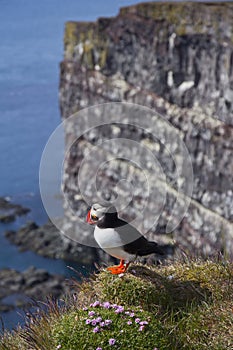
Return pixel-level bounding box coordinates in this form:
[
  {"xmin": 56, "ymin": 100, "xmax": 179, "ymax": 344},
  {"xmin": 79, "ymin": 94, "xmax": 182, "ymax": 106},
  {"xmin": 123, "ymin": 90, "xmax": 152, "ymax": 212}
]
[{"xmin": 86, "ymin": 203, "xmax": 165, "ymax": 274}]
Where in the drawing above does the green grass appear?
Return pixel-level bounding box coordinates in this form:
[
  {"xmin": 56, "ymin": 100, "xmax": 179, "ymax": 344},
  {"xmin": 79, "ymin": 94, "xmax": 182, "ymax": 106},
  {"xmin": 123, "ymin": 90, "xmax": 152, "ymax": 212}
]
[{"xmin": 1, "ymin": 259, "xmax": 233, "ymax": 350}]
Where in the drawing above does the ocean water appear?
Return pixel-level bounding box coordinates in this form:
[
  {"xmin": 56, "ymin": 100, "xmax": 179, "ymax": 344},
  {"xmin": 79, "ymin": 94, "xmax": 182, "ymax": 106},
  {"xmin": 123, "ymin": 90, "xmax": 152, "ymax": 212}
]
[{"xmin": 0, "ymin": 0, "xmax": 150, "ymax": 329}]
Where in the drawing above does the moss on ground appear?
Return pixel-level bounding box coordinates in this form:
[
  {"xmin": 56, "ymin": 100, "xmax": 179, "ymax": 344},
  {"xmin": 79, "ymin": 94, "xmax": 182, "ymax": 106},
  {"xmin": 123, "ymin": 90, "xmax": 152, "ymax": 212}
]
[{"xmin": 0, "ymin": 259, "xmax": 233, "ymax": 350}]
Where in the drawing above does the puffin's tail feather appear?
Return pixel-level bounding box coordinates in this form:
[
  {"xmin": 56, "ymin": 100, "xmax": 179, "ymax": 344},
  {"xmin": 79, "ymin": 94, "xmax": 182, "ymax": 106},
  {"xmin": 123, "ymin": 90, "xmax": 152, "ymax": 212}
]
[{"xmin": 139, "ymin": 241, "xmax": 165, "ymax": 256}]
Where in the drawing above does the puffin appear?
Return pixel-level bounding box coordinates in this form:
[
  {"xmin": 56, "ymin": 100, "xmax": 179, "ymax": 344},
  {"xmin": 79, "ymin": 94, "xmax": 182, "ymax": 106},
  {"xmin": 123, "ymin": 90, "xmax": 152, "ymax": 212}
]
[{"xmin": 86, "ymin": 203, "xmax": 165, "ymax": 274}]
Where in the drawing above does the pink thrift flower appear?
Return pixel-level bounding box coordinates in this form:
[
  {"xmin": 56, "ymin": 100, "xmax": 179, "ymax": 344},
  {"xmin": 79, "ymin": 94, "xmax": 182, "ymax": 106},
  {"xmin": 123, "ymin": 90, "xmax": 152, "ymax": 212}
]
[
  {"xmin": 88, "ymin": 311, "xmax": 95, "ymax": 317},
  {"xmin": 93, "ymin": 301, "xmax": 100, "ymax": 307},
  {"xmin": 103, "ymin": 301, "xmax": 111, "ymax": 308},
  {"xmin": 139, "ymin": 325, "xmax": 145, "ymax": 331},
  {"xmin": 127, "ymin": 320, "xmax": 132, "ymax": 325},
  {"xmin": 135, "ymin": 318, "xmax": 140, "ymax": 323},
  {"xmin": 109, "ymin": 338, "xmax": 116, "ymax": 345},
  {"xmin": 93, "ymin": 326, "xmax": 100, "ymax": 333},
  {"xmin": 118, "ymin": 306, "xmax": 124, "ymax": 312},
  {"xmin": 115, "ymin": 308, "xmax": 123, "ymax": 314},
  {"xmin": 105, "ymin": 319, "xmax": 112, "ymax": 326}
]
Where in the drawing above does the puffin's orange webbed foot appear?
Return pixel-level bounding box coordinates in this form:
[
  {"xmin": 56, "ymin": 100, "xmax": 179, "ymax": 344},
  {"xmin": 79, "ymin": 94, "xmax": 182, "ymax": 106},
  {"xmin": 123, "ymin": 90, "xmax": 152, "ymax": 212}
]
[
  {"xmin": 107, "ymin": 265, "xmax": 126, "ymax": 274},
  {"xmin": 107, "ymin": 260, "xmax": 130, "ymax": 275}
]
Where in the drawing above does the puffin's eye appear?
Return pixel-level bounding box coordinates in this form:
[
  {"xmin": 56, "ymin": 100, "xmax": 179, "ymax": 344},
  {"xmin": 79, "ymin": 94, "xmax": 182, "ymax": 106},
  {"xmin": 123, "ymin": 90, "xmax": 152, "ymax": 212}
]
[{"xmin": 91, "ymin": 214, "xmax": 98, "ymax": 221}]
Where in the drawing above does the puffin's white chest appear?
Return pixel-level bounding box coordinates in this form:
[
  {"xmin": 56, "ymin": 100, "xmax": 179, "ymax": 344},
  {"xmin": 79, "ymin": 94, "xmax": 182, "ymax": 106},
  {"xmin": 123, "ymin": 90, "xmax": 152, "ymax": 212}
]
[
  {"xmin": 94, "ymin": 226, "xmax": 135, "ymax": 261},
  {"xmin": 94, "ymin": 226, "xmax": 122, "ymax": 249}
]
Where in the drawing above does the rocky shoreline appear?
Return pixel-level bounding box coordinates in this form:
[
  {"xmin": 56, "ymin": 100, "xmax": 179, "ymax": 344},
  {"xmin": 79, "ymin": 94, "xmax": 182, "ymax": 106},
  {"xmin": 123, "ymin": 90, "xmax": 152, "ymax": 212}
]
[
  {"xmin": 0, "ymin": 266, "xmax": 69, "ymax": 312},
  {"xmin": 0, "ymin": 197, "xmax": 30, "ymax": 223},
  {"xmin": 0, "ymin": 197, "xmax": 72, "ymax": 314}
]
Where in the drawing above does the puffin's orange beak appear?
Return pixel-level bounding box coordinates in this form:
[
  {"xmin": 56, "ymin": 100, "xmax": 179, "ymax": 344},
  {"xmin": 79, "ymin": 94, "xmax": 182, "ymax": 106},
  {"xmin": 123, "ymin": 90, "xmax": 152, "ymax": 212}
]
[{"xmin": 86, "ymin": 210, "xmax": 97, "ymax": 225}]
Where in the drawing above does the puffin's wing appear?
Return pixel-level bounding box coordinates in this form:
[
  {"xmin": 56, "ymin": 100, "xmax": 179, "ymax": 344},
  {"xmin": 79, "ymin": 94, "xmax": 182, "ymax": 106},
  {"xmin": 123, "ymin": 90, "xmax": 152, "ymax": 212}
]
[
  {"xmin": 116, "ymin": 220, "xmax": 165, "ymax": 256},
  {"xmin": 115, "ymin": 219, "xmax": 143, "ymax": 241},
  {"xmin": 124, "ymin": 236, "xmax": 165, "ymax": 256}
]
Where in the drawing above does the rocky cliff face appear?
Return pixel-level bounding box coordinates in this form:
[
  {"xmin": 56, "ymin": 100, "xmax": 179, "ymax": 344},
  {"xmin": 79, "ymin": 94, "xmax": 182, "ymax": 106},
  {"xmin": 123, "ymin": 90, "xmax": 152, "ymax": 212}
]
[{"xmin": 59, "ymin": 2, "xmax": 233, "ymax": 259}]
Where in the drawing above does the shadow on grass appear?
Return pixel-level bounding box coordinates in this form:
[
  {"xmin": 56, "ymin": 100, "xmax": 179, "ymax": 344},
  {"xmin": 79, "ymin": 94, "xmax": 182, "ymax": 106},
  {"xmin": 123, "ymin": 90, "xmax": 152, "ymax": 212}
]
[{"xmin": 127, "ymin": 265, "xmax": 212, "ymax": 313}]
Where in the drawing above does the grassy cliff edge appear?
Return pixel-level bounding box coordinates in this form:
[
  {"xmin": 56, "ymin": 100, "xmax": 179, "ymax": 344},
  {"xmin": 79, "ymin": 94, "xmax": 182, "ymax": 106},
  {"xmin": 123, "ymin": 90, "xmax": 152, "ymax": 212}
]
[{"xmin": 1, "ymin": 259, "xmax": 233, "ymax": 350}]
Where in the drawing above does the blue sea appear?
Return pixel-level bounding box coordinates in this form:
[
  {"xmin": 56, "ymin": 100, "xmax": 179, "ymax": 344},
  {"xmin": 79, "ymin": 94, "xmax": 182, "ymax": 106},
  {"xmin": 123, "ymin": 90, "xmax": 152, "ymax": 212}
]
[{"xmin": 0, "ymin": 0, "xmax": 151, "ymax": 330}]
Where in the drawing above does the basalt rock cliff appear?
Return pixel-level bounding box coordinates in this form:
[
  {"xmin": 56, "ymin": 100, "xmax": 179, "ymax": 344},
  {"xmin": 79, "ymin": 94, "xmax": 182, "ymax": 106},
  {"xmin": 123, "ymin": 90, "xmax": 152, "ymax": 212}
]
[{"xmin": 59, "ymin": 2, "xmax": 233, "ymax": 260}]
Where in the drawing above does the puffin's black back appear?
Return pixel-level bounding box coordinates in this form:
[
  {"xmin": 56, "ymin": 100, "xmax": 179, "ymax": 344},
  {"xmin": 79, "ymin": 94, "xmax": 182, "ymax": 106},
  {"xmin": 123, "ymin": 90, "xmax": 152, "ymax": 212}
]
[{"xmin": 97, "ymin": 205, "xmax": 119, "ymax": 228}]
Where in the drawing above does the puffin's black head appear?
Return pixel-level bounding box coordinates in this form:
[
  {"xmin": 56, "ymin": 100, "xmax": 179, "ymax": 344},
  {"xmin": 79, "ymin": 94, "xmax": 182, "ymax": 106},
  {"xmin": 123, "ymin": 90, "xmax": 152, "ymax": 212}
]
[{"xmin": 86, "ymin": 203, "xmax": 118, "ymax": 225}]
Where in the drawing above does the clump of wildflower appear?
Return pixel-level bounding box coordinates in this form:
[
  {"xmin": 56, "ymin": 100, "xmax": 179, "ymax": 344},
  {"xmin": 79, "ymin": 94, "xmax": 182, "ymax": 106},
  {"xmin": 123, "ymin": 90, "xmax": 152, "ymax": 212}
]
[{"xmin": 84, "ymin": 301, "xmax": 150, "ymax": 345}]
